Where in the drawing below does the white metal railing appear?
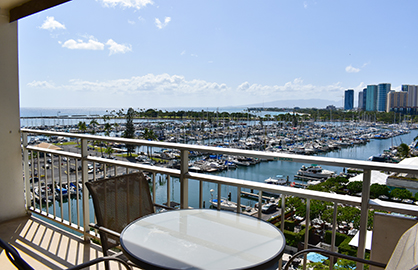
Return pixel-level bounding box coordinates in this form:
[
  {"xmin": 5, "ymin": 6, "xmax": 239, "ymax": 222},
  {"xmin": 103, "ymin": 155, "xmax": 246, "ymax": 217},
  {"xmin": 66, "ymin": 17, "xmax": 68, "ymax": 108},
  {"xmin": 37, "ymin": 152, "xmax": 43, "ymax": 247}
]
[{"xmin": 21, "ymin": 128, "xmax": 418, "ymax": 270}]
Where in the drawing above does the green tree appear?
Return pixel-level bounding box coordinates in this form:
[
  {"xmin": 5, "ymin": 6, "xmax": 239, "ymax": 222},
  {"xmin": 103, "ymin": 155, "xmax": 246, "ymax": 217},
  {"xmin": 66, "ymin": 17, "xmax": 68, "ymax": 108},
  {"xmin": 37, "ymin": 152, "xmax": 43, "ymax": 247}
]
[
  {"xmin": 77, "ymin": 121, "xmax": 87, "ymax": 133},
  {"xmin": 142, "ymin": 128, "xmax": 157, "ymax": 157},
  {"xmin": 397, "ymin": 143, "xmax": 410, "ymax": 159},
  {"xmin": 323, "ymin": 205, "xmax": 361, "ymax": 229},
  {"xmin": 77, "ymin": 121, "xmax": 87, "ymax": 145},
  {"xmin": 89, "ymin": 119, "xmax": 99, "ymax": 135},
  {"xmin": 390, "ymin": 188, "xmax": 413, "ymax": 200},
  {"xmin": 346, "ymin": 181, "xmax": 363, "ymax": 195},
  {"xmin": 369, "ymin": 183, "xmax": 390, "ymax": 199},
  {"xmin": 123, "ymin": 107, "xmax": 136, "ymax": 156}
]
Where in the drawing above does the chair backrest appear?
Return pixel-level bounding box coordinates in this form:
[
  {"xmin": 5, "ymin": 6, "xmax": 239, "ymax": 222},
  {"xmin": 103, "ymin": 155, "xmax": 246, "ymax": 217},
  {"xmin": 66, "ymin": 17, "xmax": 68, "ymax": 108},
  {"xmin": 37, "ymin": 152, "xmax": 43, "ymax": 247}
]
[
  {"xmin": 384, "ymin": 221, "xmax": 418, "ymax": 270},
  {"xmin": 86, "ymin": 172, "xmax": 155, "ymax": 251},
  {"xmin": 0, "ymin": 238, "xmax": 34, "ymax": 270},
  {"xmin": 370, "ymin": 212, "xmax": 418, "ymax": 270}
]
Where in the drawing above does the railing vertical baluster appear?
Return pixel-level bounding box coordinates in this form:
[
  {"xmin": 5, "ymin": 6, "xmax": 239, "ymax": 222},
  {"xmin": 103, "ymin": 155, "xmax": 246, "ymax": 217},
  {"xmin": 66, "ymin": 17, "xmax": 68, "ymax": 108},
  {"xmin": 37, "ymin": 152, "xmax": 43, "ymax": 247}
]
[
  {"xmin": 152, "ymin": 172, "xmax": 156, "ymax": 204},
  {"xmin": 236, "ymin": 187, "xmax": 241, "ymax": 214},
  {"xmin": 126, "ymin": 166, "xmax": 129, "ymax": 174},
  {"xmin": 51, "ymin": 154, "xmax": 56, "ymax": 218},
  {"xmin": 278, "ymin": 194, "xmax": 285, "ymax": 270},
  {"xmin": 217, "ymin": 183, "xmax": 222, "ymax": 211},
  {"xmin": 357, "ymin": 169, "xmax": 371, "ymax": 270},
  {"xmin": 44, "ymin": 153, "xmax": 49, "ymax": 214},
  {"xmin": 280, "ymin": 195, "xmax": 285, "ymax": 232},
  {"xmin": 30, "ymin": 151, "xmax": 35, "ymax": 209},
  {"xmin": 199, "ymin": 180, "xmax": 203, "ymax": 209},
  {"xmin": 258, "ymin": 191, "xmax": 262, "ymax": 219},
  {"xmin": 81, "ymin": 138, "xmax": 90, "ymax": 241},
  {"xmin": 59, "ymin": 156, "xmax": 64, "ymax": 220},
  {"xmin": 114, "ymin": 165, "xmax": 117, "ymax": 176},
  {"xmin": 58, "ymin": 156, "xmax": 64, "ymax": 221},
  {"xmin": 22, "ymin": 133, "xmax": 31, "ymax": 211},
  {"xmin": 37, "ymin": 153, "xmax": 42, "ymax": 210},
  {"xmin": 75, "ymin": 158, "xmax": 80, "ymax": 229},
  {"xmin": 67, "ymin": 159, "xmax": 71, "ymax": 225},
  {"xmin": 103, "ymin": 162, "xmax": 107, "ymax": 179},
  {"xmin": 329, "ymin": 202, "xmax": 338, "ymax": 270},
  {"xmin": 180, "ymin": 150, "xmax": 189, "ymax": 209},
  {"xmin": 93, "ymin": 162, "xmax": 96, "ymax": 181},
  {"xmin": 167, "ymin": 175, "xmax": 171, "ymax": 208},
  {"xmin": 303, "ymin": 198, "xmax": 310, "ymax": 270}
]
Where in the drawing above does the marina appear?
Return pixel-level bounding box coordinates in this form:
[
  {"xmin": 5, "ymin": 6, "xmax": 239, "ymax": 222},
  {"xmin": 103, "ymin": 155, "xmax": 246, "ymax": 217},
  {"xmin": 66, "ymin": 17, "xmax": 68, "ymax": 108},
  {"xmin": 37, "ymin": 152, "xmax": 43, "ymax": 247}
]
[{"xmin": 23, "ymin": 109, "xmax": 418, "ymax": 222}]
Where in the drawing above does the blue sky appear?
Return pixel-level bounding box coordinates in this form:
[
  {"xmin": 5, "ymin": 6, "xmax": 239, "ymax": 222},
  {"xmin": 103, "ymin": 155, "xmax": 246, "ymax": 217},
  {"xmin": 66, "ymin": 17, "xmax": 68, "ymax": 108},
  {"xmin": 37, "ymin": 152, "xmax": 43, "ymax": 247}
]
[{"xmin": 18, "ymin": 0, "xmax": 418, "ymax": 109}]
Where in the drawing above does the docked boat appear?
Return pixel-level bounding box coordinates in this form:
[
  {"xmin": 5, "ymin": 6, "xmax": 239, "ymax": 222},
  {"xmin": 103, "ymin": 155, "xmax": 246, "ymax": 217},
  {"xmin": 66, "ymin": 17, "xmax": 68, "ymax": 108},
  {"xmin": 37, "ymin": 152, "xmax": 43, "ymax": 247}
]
[
  {"xmin": 265, "ymin": 175, "xmax": 287, "ymax": 185},
  {"xmin": 297, "ymin": 165, "xmax": 334, "ymax": 179},
  {"xmin": 210, "ymin": 198, "xmax": 240, "ymax": 211}
]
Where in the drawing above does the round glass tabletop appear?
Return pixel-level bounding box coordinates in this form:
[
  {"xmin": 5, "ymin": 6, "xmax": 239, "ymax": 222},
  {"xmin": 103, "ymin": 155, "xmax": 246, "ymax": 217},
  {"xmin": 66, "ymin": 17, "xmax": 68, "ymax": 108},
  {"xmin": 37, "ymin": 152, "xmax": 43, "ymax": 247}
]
[{"xmin": 120, "ymin": 209, "xmax": 285, "ymax": 270}]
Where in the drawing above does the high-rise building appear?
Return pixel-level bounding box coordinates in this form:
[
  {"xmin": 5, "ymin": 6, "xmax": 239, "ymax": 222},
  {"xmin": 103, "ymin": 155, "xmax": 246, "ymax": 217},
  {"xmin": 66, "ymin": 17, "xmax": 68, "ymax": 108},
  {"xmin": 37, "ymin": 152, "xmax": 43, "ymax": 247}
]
[
  {"xmin": 377, "ymin": 83, "xmax": 391, "ymax": 112},
  {"xmin": 404, "ymin": 85, "xmax": 418, "ymax": 108},
  {"xmin": 386, "ymin": 91, "xmax": 408, "ymax": 113},
  {"xmin": 362, "ymin": 88, "xmax": 367, "ymax": 111},
  {"xmin": 366, "ymin": 85, "xmax": 378, "ymax": 111},
  {"xmin": 358, "ymin": 91, "xmax": 363, "ymax": 110},
  {"xmin": 344, "ymin": 89, "xmax": 354, "ymax": 110}
]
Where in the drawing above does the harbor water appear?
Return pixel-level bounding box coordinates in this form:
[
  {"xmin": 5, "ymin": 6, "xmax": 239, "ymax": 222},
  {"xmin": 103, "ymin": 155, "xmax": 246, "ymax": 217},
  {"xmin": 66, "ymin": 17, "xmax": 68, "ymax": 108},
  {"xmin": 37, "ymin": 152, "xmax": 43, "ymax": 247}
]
[{"xmin": 24, "ymin": 108, "xmax": 418, "ymax": 226}]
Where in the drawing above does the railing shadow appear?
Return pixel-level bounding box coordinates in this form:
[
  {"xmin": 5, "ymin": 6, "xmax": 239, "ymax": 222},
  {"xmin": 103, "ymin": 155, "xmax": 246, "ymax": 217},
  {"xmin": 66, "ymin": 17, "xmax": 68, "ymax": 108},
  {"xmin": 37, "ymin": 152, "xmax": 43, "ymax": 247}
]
[{"xmin": 0, "ymin": 214, "xmax": 135, "ymax": 269}]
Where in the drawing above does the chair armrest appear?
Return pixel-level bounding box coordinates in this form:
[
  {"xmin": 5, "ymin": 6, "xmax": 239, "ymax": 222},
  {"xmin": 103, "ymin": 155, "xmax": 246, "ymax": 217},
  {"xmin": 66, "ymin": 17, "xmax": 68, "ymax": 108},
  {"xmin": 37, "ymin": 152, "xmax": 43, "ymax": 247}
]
[
  {"xmin": 154, "ymin": 203, "xmax": 175, "ymax": 210},
  {"xmin": 68, "ymin": 255, "xmax": 132, "ymax": 270},
  {"xmin": 283, "ymin": 248, "xmax": 386, "ymax": 270},
  {"xmin": 89, "ymin": 223, "xmax": 121, "ymax": 238}
]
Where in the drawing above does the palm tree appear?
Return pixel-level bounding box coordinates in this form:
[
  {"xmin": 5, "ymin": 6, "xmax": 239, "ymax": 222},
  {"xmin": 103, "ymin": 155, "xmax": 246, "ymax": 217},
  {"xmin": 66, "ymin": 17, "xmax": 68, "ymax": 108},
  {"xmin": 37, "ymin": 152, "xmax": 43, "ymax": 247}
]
[
  {"xmin": 77, "ymin": 121, "xmax": 87, "ymax": 133},
  {"xmin": 77, "ymin": 121, "xmax": 87, "ymax": 145},
  {"xmin": 397, "ymin": 143, "xmax": 410, "ymax": 159},
  {"xmin": 142, "ymin": 128, "xmax": 157, "ymax": 158},
  {"xmin": 89, "ymin": 119, "xmax": 99, "ymax": 135},
  {"xmin": 89, "ymin": 119, "xmax": 99, "ymax": 152}
]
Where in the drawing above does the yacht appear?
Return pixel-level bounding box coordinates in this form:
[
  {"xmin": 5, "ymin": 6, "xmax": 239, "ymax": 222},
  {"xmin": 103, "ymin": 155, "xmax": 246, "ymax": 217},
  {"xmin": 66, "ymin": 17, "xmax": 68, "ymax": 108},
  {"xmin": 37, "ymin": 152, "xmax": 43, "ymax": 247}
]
[{"xmin": 297, "ymin": 165, "xmax": 335, "ymax": 179}]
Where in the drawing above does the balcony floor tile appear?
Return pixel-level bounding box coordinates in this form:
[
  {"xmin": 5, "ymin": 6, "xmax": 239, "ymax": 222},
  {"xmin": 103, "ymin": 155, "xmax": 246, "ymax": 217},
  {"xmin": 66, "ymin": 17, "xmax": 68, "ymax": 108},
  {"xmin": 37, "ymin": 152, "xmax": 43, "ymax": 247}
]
[{"xmin": 0, "ymin": 214, "xmax": 140, "ymax": 269}]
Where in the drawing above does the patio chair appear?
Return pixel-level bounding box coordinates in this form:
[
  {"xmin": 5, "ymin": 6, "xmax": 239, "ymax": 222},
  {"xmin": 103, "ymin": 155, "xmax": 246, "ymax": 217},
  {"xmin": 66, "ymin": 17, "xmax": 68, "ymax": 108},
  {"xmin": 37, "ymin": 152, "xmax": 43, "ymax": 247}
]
[
  {"xmin": 0, "ymin": 237, "xmax": 132, "ymax": 270},
  {"xmin": 86, "ymin": 172, "xmax": 172, "ymax": 267},
  {"xmin": 283, "ymin": 221, "xmax": 418, "ymax": 270}
]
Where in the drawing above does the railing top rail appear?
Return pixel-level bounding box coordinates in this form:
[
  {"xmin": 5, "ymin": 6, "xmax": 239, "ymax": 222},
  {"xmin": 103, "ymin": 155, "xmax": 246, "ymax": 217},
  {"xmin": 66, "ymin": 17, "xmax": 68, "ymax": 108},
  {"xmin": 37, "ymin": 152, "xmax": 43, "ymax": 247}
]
[
  {"xmin": 21, "ymin": 128, "xmax": 418, "ymax": 174},
  {"xmin": 187, "ymin": 172, "xmax": 363, "ymax": 206}
]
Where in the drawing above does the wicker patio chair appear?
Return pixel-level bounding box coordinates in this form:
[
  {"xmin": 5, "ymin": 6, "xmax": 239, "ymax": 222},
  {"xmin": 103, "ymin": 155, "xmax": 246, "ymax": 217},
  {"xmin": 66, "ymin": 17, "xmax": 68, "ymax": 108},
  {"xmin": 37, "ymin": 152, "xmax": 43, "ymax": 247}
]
[
  {"xmin": 0, "ymin": 237, "xmax": 132, "ymax": 270},
  {"xmin": 86, "ymin": 172, "xmax": 172, "ymax": 268},
  {"xmin": 283, "ymin": 221, "xmax": 418, "ymax": 270}
]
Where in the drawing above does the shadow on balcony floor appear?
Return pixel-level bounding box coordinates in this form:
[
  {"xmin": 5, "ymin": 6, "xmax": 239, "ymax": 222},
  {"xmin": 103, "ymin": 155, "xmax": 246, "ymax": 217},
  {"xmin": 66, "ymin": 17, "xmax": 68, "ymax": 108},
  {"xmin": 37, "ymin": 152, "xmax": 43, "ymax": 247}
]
[{"xmin": 0, "ymin": 214, "xmax": 138, "ymax": 269}]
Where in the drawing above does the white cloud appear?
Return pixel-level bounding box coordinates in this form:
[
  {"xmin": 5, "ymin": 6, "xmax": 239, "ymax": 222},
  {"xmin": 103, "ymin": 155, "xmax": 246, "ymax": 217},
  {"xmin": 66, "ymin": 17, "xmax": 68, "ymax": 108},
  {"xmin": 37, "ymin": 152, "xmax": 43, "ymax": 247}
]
[
  {"xmin": 236, "ymin": 78, "xmax": 344, "ymax": 100},
  {"xmin": 98, "ymin": 0, "xmax": 153, "ymax": 9},
  {"xmin": 40, "ymin": 16, "xmax": 66, "ymax": 30},
  {"xmin": 28, "ymin": 74, "xmax": 229, "ymax": 95},
  {"xmin": 345, "ymin": 65, "xmax": 360, "ymax": 73},
  {"xmin": 155, "ymin": 17, "xmax": 171, "ymax": 29},
  {"xmin": 62, "ymin": 38, "xmax": 105, "ymax": 50},
  {"xmin": 106, "ymin": 39, "xmax": 132, "ymax": 55},
  {"xmin": 27, "ymin": 80, "xmax": 55, "ymax": 88},
  {"xmin": 304, "ymin": 1, "xmax": 308, "ymax": 8},
  {"xmin": 128, "ymin": 20, "xmax": 135, "ymax": 25},
  {"xmin": 26, "ymin": 75, "xmax": 345, "ymax": 107},
  {"xmin": 181, "ymin": 50, "xmax": 186, "ymax": 55}
]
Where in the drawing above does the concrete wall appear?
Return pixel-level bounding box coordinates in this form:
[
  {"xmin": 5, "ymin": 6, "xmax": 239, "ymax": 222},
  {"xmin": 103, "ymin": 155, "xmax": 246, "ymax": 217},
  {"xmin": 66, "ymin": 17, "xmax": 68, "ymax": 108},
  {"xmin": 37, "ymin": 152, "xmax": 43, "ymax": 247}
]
[
  {"xmin": 370, "ymin": 212, "xmax": 417, "ymax": 270},
  {"xmin": 0, "ymin": 10, "xmax": 26, "ymax": 222}
]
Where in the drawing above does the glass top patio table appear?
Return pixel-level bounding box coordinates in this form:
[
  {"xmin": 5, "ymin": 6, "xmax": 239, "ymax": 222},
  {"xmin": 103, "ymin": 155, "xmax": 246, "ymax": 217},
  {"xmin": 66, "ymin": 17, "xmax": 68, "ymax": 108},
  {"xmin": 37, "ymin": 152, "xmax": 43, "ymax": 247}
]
[{"xmin": 120, "ymin": 209, "xmax": 285, "ymax": 270}]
